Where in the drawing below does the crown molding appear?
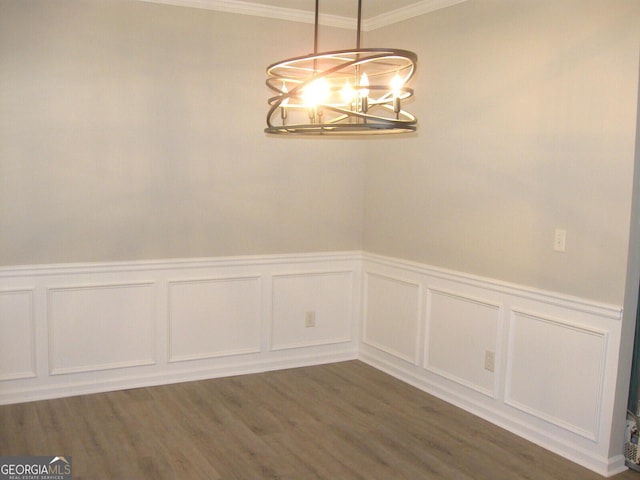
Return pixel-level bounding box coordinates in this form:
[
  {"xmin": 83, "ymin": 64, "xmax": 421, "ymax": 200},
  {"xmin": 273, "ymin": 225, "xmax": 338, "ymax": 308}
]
[
  {"xmin": 139, "ymin": 0, "xmax": 354, "ymax": 29},
  {"xmin": 364, "ymin": 0, "xmax": 468, "ymax": 31},
  {"xmin": 138, "ymin": 0, "xmax": 467, "ymax": 30}
]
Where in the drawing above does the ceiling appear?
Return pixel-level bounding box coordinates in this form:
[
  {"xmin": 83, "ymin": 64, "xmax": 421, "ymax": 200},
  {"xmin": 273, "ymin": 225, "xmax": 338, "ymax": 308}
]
[{"xmin": 142, "ymin": 0, "xmax": 467, "ymax": 30}]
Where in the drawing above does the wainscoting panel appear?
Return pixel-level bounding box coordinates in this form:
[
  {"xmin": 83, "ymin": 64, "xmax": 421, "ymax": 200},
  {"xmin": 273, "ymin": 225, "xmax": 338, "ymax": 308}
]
[
  {"xmin": 168, "ymin": 276, "xmax": 262, "ymax": 362},
  {"xmin": 359, "ymin": 252, "xmax": 625, "ymax": 477},
  {"xmin": 362, "ymin": 271, "xmax": 422, "ymax": 364},
  {"xmin": 0, "ymin": 289, "xmax": 35, "ymax": 381},
  {"xmin": 271, "ymin": 271, "xmax": 354, "ymax": 350},
  {"xmin": 48, "ymin": 282, "xmax": 157, "ymax": 375},
  {"xmin": 0, "ymin": 252, "xmax": 360, "ymax": 406},
  {"xmin": 0, "ymin": 251, "xmax": 627, "ymax": 477},
  {"xmin": 425, "ymin": 288, "xmax": 501, "ymax": 397},
  {"xmin": 505, "ymin": 310, "xmax": 607, "ymax": 441}
]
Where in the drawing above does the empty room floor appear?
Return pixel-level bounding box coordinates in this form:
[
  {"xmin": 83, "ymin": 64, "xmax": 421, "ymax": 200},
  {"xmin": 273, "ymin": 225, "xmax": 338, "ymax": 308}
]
[{"xmin": 0, "ymin": 360, "xmax": 638, "ymax": 479}]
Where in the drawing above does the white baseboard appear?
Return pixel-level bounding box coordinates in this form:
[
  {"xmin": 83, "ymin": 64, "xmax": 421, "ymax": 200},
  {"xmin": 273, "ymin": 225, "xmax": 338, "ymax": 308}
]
[
  {"xmin": 2, "ymin": 348, "xmax": 358, "ymax": 405},
  {"xmin": 359, "ymin": 347, "xmax": 620, "ymax": 477}
]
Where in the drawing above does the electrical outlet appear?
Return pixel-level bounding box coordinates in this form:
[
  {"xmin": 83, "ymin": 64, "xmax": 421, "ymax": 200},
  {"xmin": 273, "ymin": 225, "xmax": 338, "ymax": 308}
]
[
  {"xmin": 484, "ymin": 350, "xmax": 495, "ymax": 372},
  {"xmin": 554, "ymin": 228, "xmax": 567, "ymax": 252},
  {"xmin": 305, "ymin": 311, "xmax": 316, "ymax": 328}
]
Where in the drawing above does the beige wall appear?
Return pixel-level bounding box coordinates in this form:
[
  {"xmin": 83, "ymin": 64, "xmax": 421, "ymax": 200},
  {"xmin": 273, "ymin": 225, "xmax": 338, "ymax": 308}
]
[
  {"xmin": 1, "ymin": 0, "xmax": 639, "ymax": 306},
  {"xmin": 0, "ymin": 0, "xmax": 364, "ymax": 266},
  {"xmin": 364, "ymin": 0, "xmax": 640, "ymax": 304}
]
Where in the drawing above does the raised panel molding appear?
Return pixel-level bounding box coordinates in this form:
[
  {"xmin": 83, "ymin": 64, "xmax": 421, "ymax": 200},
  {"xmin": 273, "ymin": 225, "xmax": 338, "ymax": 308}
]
[
  {"xmin": 0, "ymin": 252, "xmax": 360, "ymax": 406},
  {"xmin": 362, "ymin": 271, "xmax": 422, "ymax": 364},
  {"xmin": 47, "ymin": 282, "xmax": 156, "ymax": 375},
  {"xmin": 0, "ymin": 251, "xmax": 625, "ymax": 477},
  {"xmin": 360, "ymin": 253, "xmax": 623, "ymax": 477},
  {"xmin": 0, "ymin": 289, "xmax": 36, "ymax": 381},
  {"xmin": 505, "ymin": 310, "xmax": 608, "ymax": 441},
  {"xmin": 168, "ymin": 275, "xmax": 262, "ymax": 362},
  {"xmin": 271, "ymin": 271, "xmax": 354, "ymax": 350},
  {"xmin": 425, "ymin": 288, "xmax": 502, "ymax": 397}
]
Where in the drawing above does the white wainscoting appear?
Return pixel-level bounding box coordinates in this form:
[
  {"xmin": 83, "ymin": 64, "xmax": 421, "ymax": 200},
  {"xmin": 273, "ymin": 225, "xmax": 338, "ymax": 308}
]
[
  {"xmin": 359, "ymin": 252, "xmax": 625, "ymax": 478},
  {"xmin": 271, "ymin": 271, "xmax": 354, "ymax": 351},
  {"xmin": 505, "ymin": 309, "xmax": 608, "ymax": 441},
  {"xmin": 168, "ymin": 275, "xmax": 262, "ymax": 362},
  {"xmin": 362, "ymin": 272, "xmax": 422, "ymax": 364},
  {"xmin": 0, "ymin": 289, "xmax": 36, "ymax": 381},
  {"xmin": 425, "ymin": 288, "xmax": 502, "ymax": 398},
  {"xmin": 0, "ymin": 250, "xmax": 627, "ymax": 477},
  {"xmin": 0, "ymin": 252, "xmax": 361, "ymax": 405},
  {"xmin": 48, "ymin": 282, "xmax": 157, "ymax": 375}
]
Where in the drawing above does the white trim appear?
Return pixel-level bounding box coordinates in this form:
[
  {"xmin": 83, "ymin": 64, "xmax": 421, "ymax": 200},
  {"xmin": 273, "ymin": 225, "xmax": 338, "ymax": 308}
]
[
  {"xmin": 361, "ymin": 337, "xmax": 416, "ymax": 364},
  {"xmin": 138, "ymin": 0, "xmax": 354, "ymax": 29},
  {"xmin": 504, "ymin": 309, "xmax": 608, "ymax": 441},
  {"xmin": 168, "ymin": 347, "xmax": 263, "ymax": 362},
  {"xmin": 270, "ymin": 269, "xmax": 356, "ymax": 351},
  {"xmin": 0, "ymin": 251, "xmax": 625, "ymax": 477},
  {"xmin": 359, "ymin": 252, "xmax": 624, "ymax": 477},
  {"xmin": 362, "ymin": 270, "xmax": 422, "ymax": 365},
  {"xmin": 0, "ymin": 251, "xmax": 361, "ymax": 402},
  {"xmin": 0, "ymin": 251, "xmax": 361, "ymax": 277},
  {"xmin": 1, "ymin": 349, "xmax": 358, "ymax": 406},
  {"xmin": 0, "ymin": 288, "xmax": 36, "ymax": 381},
  {"xmin": 365, "ymin": 0, "xmax": 468, "ymax": 30},
  {"xmin": 46, "ymin": 281, "xmax": 157, "ymax": 376},
  {"xmin": 167, "ymin": 274, "xmax": 263, "ymax": 363},
  {"xmin": 358, "ymin": 348, "xmax": 619, "ymax": 478},
  {"xmin": 364, "ymin": 252, "xmax": 622, "ymax": 320},
  {"xmin": 136, "ymin": 0, "xmax": 468, "ymax": 31},
  {"xmin": 270, "ymin": 337, "xmax": 352, "ymax": 351},
  {"xmin": 423, "ymin": 287, "xmax": 502, "ymax": 399}
]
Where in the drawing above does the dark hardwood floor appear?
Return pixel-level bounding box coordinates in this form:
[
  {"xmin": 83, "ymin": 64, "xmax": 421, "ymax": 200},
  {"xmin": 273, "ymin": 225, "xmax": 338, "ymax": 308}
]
[{"xmin": 0, "ymin": 360, "xmax": 638, "ymax": 479}]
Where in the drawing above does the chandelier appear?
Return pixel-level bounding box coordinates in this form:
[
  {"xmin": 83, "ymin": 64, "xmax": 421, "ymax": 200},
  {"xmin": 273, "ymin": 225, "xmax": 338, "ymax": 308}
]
[{"xmin": 265, "ymin": 0, "xmax": 418, "ymax": 135}]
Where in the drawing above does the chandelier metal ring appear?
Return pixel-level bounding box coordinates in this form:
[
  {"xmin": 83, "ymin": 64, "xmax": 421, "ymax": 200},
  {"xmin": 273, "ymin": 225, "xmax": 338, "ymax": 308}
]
[{"xmin": 264, "ymin": 0, "xmax": 418, "ymax": 136}]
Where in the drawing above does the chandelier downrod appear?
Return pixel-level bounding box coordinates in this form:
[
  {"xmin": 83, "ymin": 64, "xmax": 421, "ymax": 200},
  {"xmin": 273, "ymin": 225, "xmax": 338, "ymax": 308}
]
[
  {"xmin": 313, "ymin": 0, "xmax": 319, "ymax": 55},
  {"xmin": 356, "ymin": 0, "xmax": 362, "ymax": 49}
]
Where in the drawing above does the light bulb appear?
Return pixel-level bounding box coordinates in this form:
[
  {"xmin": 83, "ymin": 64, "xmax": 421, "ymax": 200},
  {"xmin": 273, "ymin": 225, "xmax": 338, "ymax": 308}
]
[
  {"xmin": 303, "ymin": 77, "xmax": 330, "ymax": 107},
  {"xmin": 359, "ymin": 72, "xmax": 370, "ymax": 114},
  {"xmin": 359, "ymin": 72, "xmax": 369, "ymax": 98},
  {"xmin": 391, "ymin": 73, "xmax": 403, "ymax": 98},
  {"xmin": 341, "ymin": 80, "xmax": 355, "ymax": 105}
]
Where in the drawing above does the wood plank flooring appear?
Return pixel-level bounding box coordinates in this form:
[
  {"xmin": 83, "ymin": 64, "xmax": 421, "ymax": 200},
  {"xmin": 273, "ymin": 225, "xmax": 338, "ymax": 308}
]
[{"xmin": 0, "ymin": 360, "xmax": 637, "ymax": 479}]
